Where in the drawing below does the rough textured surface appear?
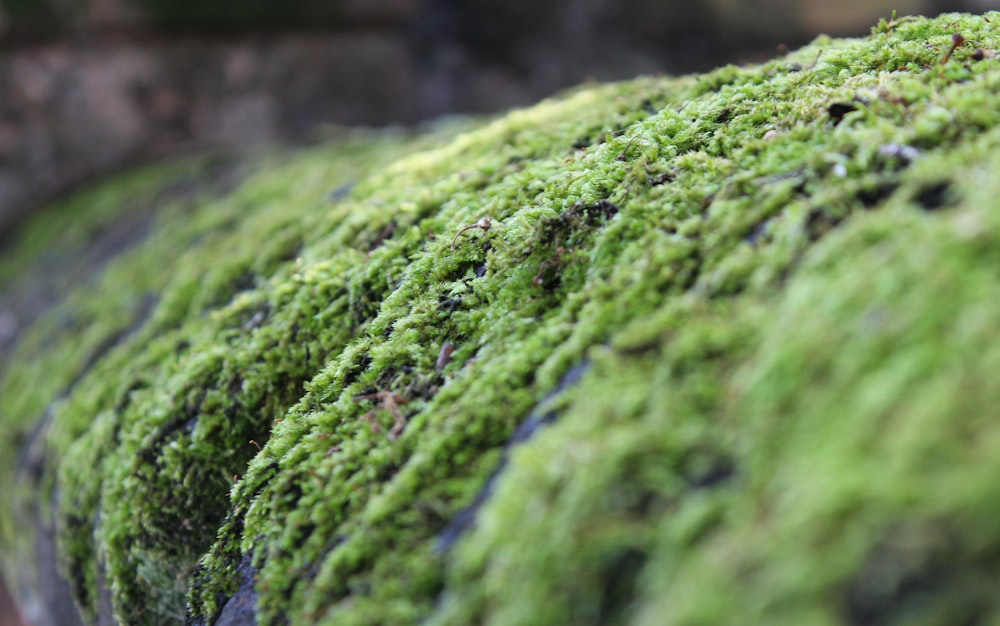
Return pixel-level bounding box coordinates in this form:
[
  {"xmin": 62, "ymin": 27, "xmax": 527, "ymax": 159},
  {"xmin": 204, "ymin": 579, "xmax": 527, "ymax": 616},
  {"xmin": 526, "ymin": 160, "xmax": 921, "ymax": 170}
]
[{"xmin": 4, "ymin": 12, "xmax": 1000, "ymax": 625}]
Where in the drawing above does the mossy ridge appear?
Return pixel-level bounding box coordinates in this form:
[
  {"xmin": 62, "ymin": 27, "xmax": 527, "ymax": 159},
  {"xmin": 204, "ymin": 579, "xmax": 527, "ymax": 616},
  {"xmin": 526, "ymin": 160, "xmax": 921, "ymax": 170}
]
[
  {"xmin": 432, "ymin": 128, "xmax": 1000, "ymax": 626},
  {"xmin": 184, "ymin": 80, "xmax": 686, "ymax": 622},
  {"xmin": 0, "ymin": 131, "xmax": 458, "ymax": 620},
  {"xmin": 0, "ymin": 10, "xmax": 998, "ymax": 625},
  {"xmin": 189, "ymin": 11, "xmax": 1000, "ymax": 626},
  {"xmin": 0, "ymin": 157, "xmax": 229, "ymax": 595}
]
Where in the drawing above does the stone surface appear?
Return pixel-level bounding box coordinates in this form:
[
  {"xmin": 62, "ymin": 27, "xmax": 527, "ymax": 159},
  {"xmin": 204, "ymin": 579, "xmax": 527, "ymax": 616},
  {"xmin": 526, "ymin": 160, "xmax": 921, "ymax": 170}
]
[
  {"xmin": 0, "ymin": 35, "xmax": 416, "ymax": 233},
  {"xmin": 4, "ymin": 11, "xmax": 1000, "ymax": 625}
]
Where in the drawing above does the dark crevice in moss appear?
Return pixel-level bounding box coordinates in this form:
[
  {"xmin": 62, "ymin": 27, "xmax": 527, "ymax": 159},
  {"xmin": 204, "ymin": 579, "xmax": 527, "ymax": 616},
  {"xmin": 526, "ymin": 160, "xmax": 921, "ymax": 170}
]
[
  {"xmin": 366, "ymin": 219, "xmax": 399, "ymax": 252},
  {"xmin": 858, "ymin": 181, "xmax": 901, "ymax": 208},
  {"xmin": 596, "ymin": 547, "xmax": 648, "ymax": 626},
  {"xmin": 829, "ymin": 100, "xmax": 860, "ymax": 125},
  {"xmin": 678, "ymin": 446, "xmax": 736, "ymax": 490},
  {"xmin": 435, "ymin": 361, "xmax": 590, "ymax": 554},
  {"xmin": 190, "ymin": 550, "xmax": 258, "ymax": 626},
  {"xmin": 805, "ymin": 206, "xmax": 848, "ymax": 241},
  {"xmin": 69, "ymin": 292, "xmax": 159, "ymax": 391},
  {"xmin": 327, "ymin": 181, "xmax": 356, "ymax": 203},
  {"xmin": 843, "ymin": 521, "xmax": 996, "ymax": 626},
  {"xmin": 915, "ymin": 180, "xmax": 955, "ymax": 210}
]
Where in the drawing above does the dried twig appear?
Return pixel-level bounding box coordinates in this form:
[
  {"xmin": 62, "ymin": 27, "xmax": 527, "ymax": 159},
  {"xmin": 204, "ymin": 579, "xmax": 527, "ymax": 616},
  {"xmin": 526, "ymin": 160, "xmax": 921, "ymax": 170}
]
[
  {"xmin": 353, "ymin": 390, "xmax": 409, "ymax": 439},
  {"xmin": 450, "ymin": 218, "xmax": 492, "ymax": 251}
]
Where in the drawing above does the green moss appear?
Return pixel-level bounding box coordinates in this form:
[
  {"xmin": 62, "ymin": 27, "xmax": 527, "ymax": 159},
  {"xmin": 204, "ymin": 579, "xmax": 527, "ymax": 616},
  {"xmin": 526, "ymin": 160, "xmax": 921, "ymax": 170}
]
[{"xmin": 4, "ymin": 12, "xmax": 1000, "ymax": 625}]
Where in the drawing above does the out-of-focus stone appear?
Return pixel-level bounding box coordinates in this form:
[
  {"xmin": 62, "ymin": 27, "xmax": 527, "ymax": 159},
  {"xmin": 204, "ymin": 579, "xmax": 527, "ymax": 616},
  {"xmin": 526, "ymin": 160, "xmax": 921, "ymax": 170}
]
[{"xmin": 0, "ymin": 34, "xmax": 416, "ymax": 234}]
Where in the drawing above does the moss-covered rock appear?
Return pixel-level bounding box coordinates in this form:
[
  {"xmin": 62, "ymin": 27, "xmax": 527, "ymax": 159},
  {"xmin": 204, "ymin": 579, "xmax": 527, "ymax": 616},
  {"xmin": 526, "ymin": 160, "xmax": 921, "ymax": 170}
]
[{"xmin": 4, "ymin": 11, "xmax": 1000, "ymax": 625}]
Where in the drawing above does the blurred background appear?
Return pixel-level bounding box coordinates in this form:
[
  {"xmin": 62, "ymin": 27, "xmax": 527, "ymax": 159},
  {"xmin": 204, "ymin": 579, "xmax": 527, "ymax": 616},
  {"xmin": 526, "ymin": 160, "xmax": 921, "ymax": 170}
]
[{"xmin": 0, "ymin": 0, "xmax": 992, "ymax": 235}]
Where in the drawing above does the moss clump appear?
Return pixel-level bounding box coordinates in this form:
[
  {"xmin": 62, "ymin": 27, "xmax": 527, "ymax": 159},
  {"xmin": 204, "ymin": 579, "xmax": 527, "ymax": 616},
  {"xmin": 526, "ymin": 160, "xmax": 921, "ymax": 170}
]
[{"xmin": 4, "ymin": 12, "xmax": 1000, "ymax": 625}]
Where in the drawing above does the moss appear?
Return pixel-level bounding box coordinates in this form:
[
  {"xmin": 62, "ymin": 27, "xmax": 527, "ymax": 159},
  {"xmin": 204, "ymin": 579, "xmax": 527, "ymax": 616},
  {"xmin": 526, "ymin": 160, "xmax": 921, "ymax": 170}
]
[{"xmin": 3, "ymin": 11, "xmax": 1000, "ymax": 625}]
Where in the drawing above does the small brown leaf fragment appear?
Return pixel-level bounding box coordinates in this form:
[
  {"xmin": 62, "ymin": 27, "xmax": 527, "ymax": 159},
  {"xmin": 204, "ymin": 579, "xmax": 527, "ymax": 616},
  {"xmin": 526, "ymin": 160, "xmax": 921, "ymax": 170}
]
[
  {"xmin": 436, "ymin": 343, "xmax": 456, "ymax": 372},
  {"xmin": 354, "ymin": 390, "xmax": 409, "ymax": 439}
]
